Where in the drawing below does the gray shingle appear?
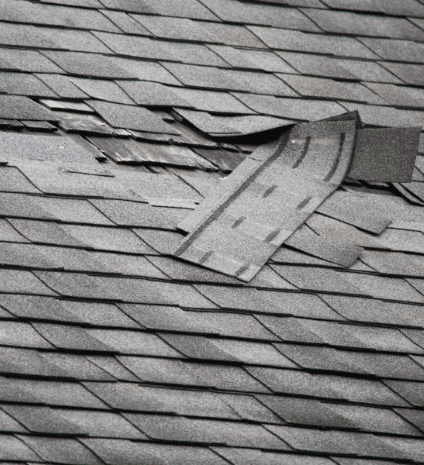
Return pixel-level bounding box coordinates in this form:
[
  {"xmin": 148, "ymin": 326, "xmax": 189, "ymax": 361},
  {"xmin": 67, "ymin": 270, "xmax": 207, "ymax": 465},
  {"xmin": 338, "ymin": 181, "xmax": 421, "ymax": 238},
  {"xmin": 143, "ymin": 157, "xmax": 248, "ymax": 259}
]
[
  {"xmin": 109, "ymin": 58, "xmax": 181, "ymax": 84},
  {"xmin": 115, "ymin": 80, "xmax": 187, "ymax": 107},
  {"xmin": 125, "ymin": 414, "xmax": 288, "ymax": 449},
  {"xmin": 42, "ymin": 50, "xmax": 135, "ymax": 79},
  {"xmin": 0, "ymin": 269, "xmax": 56, "ymax": 294},
  {"xmin": 0, "ymin": 95, "xmax": 58, "ymax": 121},
  {"xmin": 234, "ymin": 94, "xmax": 345, "ymax": 121},
  {"xmin": 0, "ymin": 22, "xmax": 111, "ymax": 52},
  {"xmin": 17, "ymin": 436, "xmax": 104, "ymax": 465},
  {"xmin": 0, "ymin": 435, "xmax": 39, "ymax": 461},
  {"xmin": 379, "ymin": 62, "xmax": 424, "ymax": 87},
  {"xmin": 359, "ymin": 37, "xmax": 424, "ymax": 63},
  {"xmin": 278, "ymin": 74, "xmax": 385, "ymax": 103},
  {"xmin": 385, "ymin": 380, "xmax": 424, "ymax": 407},
  {"xmin": 36, "ymin": 73, "xmax": 89, "ymax": 98},
  {"xmin": 200, "ymin": 0, "xmax": 321, "ymax": 31},
  {"xmin": 198, "ymin": 21, "xmax": 268, "ymax": 47},
  {"xmin": 100, "ymin": 9, "xmax": 151, "ymax": 34},
  {"xmin": 0, "ymin": 166, "xmax": 41, "ymax": 194},
  {"xmin": 90, "ymin": 199, "xmax": 189, "ymax": 229},
  {"xmin": 303, "ymin": 8, "xmax": 424, "ymax": 40},
  {"xmin": 0, "ymin": 321, "xmax": 53, "ymax": 348},
  {"xmin": 0, "ymin": 0, "xmax": 120, "ymax": 31},
  {"xmin": 163, "ymin": 63, "xmax": 298, "ymax": 96},
  {"xmin": 248, "ymin": 26, "xmax": 378, "ymax": 58},
  {"xmin": 88, "ymin": 100, "xmax": 180, "ymax": 133},
  {"xmin": 0, "ymin": 48, "xmax": 62, "ymax": 73}
]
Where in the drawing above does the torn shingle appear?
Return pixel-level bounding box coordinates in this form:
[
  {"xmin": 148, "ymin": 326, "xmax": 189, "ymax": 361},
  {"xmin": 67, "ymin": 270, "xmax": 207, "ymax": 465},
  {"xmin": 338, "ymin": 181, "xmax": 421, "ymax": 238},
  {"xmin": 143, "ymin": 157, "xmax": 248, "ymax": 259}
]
[{"xmin": 175, "ymin": 119, "xmax": 357, "ymax": 280}]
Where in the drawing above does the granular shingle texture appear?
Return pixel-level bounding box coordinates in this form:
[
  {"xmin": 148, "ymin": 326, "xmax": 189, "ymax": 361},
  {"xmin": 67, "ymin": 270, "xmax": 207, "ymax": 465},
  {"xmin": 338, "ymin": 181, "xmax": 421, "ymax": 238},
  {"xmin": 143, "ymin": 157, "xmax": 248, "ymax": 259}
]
[{"xmin": 1, "ymin": 0, "xmax": 424, "ymax": 463}]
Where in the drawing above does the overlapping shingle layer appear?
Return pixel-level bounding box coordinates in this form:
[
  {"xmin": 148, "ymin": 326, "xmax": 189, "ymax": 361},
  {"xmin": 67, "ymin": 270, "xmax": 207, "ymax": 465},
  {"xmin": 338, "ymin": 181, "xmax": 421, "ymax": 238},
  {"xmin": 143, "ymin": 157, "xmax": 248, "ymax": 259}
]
[{"xmin": 3, "ymin": 0, "xmax": 424, "ymax": 463}]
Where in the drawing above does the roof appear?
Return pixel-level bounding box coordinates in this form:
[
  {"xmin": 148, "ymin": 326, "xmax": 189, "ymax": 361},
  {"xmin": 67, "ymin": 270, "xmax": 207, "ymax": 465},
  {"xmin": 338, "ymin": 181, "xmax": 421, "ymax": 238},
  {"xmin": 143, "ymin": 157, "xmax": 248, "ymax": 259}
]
[{"xmin": 2, "ymin": 0, "xmax": 424, "ymax": 463}]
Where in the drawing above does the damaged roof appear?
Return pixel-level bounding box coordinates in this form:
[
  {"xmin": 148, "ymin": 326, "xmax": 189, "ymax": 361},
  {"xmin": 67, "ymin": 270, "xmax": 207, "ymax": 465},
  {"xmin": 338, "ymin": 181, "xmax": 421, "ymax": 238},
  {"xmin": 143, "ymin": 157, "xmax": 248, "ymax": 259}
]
[{"xmin": 3, "ymin": 0, "xmax": 424, "ymax": 464}]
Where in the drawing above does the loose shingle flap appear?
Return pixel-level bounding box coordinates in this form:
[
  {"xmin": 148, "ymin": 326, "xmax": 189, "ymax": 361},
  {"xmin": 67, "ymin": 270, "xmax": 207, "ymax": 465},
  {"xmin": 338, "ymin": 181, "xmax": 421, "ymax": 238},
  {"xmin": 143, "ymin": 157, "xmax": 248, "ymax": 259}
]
[{"xmin": 174, "ymin": 118, "xmax": 357, "ymax": 281}]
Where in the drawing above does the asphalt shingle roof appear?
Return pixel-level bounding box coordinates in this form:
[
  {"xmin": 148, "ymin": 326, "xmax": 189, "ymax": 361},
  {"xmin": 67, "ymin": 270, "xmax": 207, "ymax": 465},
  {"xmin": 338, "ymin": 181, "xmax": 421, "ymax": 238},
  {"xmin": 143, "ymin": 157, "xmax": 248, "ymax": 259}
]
[{"xmin": 2, "ymin": 0, "xmax": 424, "ymax": 463}]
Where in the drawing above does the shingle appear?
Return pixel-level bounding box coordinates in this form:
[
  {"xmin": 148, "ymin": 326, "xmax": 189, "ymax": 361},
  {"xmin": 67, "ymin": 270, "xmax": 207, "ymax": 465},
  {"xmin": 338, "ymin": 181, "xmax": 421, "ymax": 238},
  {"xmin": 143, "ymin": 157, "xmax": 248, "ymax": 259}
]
[
  {"xmin": 323, "ymin": 0, "xmax": 424, "ymax": 16},
  {"xmin": 277, "ymin": 52, "xmax": 357, "ymax": 80},
  {"xmin": 0, "ymin": 376, "xmax": 46, "ymax": 404},
  {"xmin": 0, "ymin": 167, "xmax": 41, "ymax": 194},
  {"xmin": 278, "ymin": 74, "xmax": 385, "ymax": 103},
  {"xmin": 0, "ymin": 408, "xmax": 28, "ymax": 432},
  {"xmin": 0, "ymin": 321, "xmax": 54, "ymax": 348},
  {"xmin": 216, "ymin": 392, "xmax": 280, "ymax": 422},
  {"xmin": 0, "ymin": 0, "xmax": 120, "ymax": 31},
  {"xmin": 195, "ymin": 285, "xmax": 340, "ymax": 318},
  {"xmin": 67, "ymin": 78, "xmax": 133, "ymax": 104},
  {"xmin": 34, "ymin": 197, "xmax": 113, "ymax": 225},
  {"xmin": 109, "ymin": 58, "xmax": 181, "ymax": 85},
  {"xmin": 92, "ymin": 31, "xmax": 175, "ymax": 60},
  {"xmin": 132, "ymin": 229, "xmax": 183, "ymax": 254},
  {"xmin": 54, "ymin": 409, "xmax": 147, "ymax": 438},
  {"xmin": 396, "ymin": 408, "xmax": 424, "ymax": 434},
  {"xmin": 361, "ymin": 251, "xmax": 424, "ymax": 276},
  {"xmin": 83, "ymin": 439, "xmax": 229, "ymax": 465},
  {"xmin": 213, "ymin": 448, "xmax": 333, "ymax": 465},
  {"xmin": 0, "ymin": 269, "xmax": 56, "ymax": 295},
  {"xmin": 0, "ymin": 22, "xmax": 111, "ymax": 52},
  {"xmin": 266, "ymin": 426, "xmax": 405, "ymax": 458},
  {"xmin": 364, "ymin": 82, "xmax": 424, "ymax": 109},
  {"xmin": 234, "ymin": 94, "xmax": 345, "ymax": 121},
  {"xmin": 86, "ymin": 355, "xmax": 140, "ymax": 381},
  {"xmin": 379, "ymin": 62, "xmax": 424, "ymax": 87},
  {"xmin": 208, "ymin": 45, "xmax": 296, "ymax": 73},
  {"xmin": 257, "ymin": 395, "xmax": 354, "ymax": 428},
  {"xmin": 131, "ymin": 14, "xmax": 215, "ymax": 43},
  {"xmin": 200, "ymin": 0, "xmax": 321, "ymax": 31},
  {"xmin": 248, "ymin": 26, "xmax": 378, "ymax": 58},
  {"xmin": 0, "ymin": 435, "xmax": 40, "ymax": 461},
  {"xmin": 0, "ymin": 94, "xmax": 58, "ymax": 121},
  {"xmin": 84, "ymin": 382, "xmax": 238, "ymax": 417},
  {"xmin": 189, "ymin": 363, "xmax": 271, "ymax": 392},
  {"xmin": 62, "ymin": 224, "xmax": 154, "ymax": 253},
  {"xmin": 0, "ymin": 347, "xmax": 70, "ymax": 377},
  {"xmin": 115, "ymin": 80, "xmax": 187, "ymax": 107},
  {"xmin": 88, "ymin": 329, "xmax": 181, "ymax": 356},
  {"xmin": 285, "ymin": 225, "xmax": 362, "ymax": 267},
  {"xmin": 18, "ymin": 436, "xmax": 104, "ymax": 465},
  {"xmin": 33, "ymin": 323, "xmax": 114, "ymax": 351},
  {"xmin": 8, "ymin": 219, "xmax": 86, "ymax": 247},
  {"xmin": 210, "ymin": 339, "xmax": 298, "ymax": 367},
  {"xmin": 125, "ymin": 415, "xmax": 288, "ymax": 449},
  {"xmin": 100, "ymin": 9, "xmax": 151, "ymax": 34},
  {"xmin": 327, "ymin": 403, "xmax": 421, "ymax": 436},
  {"xmin": 41, "ymin": 352, "xmax": 116, "ymax": 380},
  {"xmin": 359, "ymin": 37, "xmax": 424, "ymax": 63},
  {"xmin": 0, "ymin": 48, "xmax": 62, "ymax": 73},
  {"xmin": 13, "ymin": 379, "xmax": 108, "ymax": 408},
  {"xmin": 172, "ymin": 63, "xmax": 281, "ymax": 94},
  {"xmin": 90, "ymin": 199, "xmax": 189, "ymax": 229},
  {"xmin": 96, "ymin": 0, "xmax": 156, "ymax": 13},
  {"xmin": 303, "ymin": 8, "xmax": 424, "ymax": 40},
  {"xmin": 36, "ymin": 73, "xmax": 89, "ymax": 98},
  {"xmin": 272, "ymin": 265, "xmax": 366, "ymax": 295},
  {"xmin": 119, "ymin": 356, "xmax": 207, "ymax": 386},
  {"xmin": 198, "ymin": 21, "xmax": 268, "ymax": 48},
  {"xmin": 172, "ymin": 88, "xmax": 253, "ymax": 114},
  {"xmin": 42, "ymin": 51, "xmax": 135, "ymax": 79},
  {"xmin": 88, "ymin": 100, "xmax": 179, "ymax": 134},
  {"xmin": 2, "ymin": 405, "xmax": 83, "ymax": 435},
  {"xmin": 337, "ymin": 59, "xmax": 403, "ymax": 84}
]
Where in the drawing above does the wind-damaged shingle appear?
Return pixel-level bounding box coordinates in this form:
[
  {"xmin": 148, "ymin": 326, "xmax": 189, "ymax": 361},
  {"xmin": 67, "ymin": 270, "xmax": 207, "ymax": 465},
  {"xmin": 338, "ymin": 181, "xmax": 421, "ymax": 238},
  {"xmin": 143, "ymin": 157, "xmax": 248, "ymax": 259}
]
[{"xmin": 174, "ymin": 118, "xmax": 357, "ymax": 280}]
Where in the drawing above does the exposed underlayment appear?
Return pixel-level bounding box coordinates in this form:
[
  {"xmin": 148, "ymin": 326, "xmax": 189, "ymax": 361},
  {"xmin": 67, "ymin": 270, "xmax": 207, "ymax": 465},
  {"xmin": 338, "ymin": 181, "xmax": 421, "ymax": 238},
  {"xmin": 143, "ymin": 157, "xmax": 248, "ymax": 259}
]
[{"xmin": 3, "ymin": 0, "xmax": 424, "ymax": 464}]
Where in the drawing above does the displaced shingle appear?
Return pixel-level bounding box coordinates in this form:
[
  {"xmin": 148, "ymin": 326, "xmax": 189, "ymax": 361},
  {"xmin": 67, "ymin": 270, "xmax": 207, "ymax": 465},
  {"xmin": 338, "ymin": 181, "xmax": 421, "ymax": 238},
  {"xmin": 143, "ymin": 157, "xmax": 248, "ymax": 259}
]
[{"xmin": 88, "ymin": 100, "xmax": 180, "ymax": 134}]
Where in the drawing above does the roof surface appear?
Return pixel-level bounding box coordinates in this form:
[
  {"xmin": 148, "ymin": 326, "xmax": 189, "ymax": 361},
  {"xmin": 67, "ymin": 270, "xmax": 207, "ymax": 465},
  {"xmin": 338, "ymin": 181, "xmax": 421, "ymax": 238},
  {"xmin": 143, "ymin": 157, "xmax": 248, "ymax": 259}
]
[{"xmin": 2, "ymin": 0, "xmax": 424, "ymax": 464}]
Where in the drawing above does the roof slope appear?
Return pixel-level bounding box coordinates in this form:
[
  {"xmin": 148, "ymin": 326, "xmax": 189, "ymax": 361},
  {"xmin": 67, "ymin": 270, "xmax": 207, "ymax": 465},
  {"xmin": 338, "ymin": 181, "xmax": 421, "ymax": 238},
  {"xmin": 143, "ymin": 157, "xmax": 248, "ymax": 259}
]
[{"xmin": 2, "ymin": 0, "xmax": 424, "ymax": 464}]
